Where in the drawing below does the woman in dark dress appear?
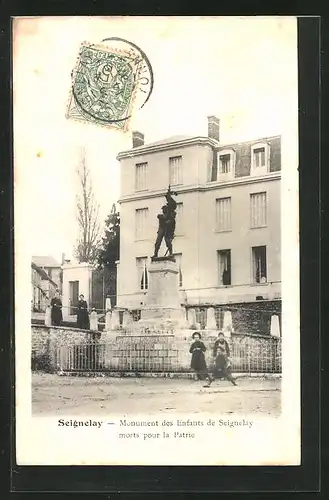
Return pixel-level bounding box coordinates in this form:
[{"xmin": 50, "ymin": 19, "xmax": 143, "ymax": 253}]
[
  {"xmin": 76, "ymin": 294, "xmax": 90, "ymax": 330},
  {"xmin": 189, "ymin": 332, "xmax": 212, "ymax": 385},
  {"xmin": 51, "ymin": 290, "xmax": 63, "ymax": 326},
  {"xmin": 212, "ymin": 332, "xmax": 237, "ymax": 386}
]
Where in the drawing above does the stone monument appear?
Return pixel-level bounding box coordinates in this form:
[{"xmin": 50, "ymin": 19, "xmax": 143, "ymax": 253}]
[{"xmin": 127, "ymin": 186, "xmax": 188, "ymax": 333}]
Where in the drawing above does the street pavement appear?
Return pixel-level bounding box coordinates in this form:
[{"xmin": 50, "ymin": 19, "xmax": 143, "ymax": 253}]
[{"xmin": 32, "ymin": 373, "xmax": 281, "ymax": 417}]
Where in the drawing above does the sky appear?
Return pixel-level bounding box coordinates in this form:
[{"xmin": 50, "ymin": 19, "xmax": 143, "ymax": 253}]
[{"xmin": 13, "ymin": 16, "xmax": 298, "ymax": 264}]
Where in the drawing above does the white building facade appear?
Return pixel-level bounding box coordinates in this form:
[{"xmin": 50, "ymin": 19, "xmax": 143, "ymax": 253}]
[{"xmin": 116, "ymin": 117, "xmax": 281, "ymax": 310}]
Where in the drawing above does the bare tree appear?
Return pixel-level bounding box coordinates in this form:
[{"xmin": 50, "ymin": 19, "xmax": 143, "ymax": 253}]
[{"xmin": 74, "ymin": 149, "xmax": 101, "ymax": 264}]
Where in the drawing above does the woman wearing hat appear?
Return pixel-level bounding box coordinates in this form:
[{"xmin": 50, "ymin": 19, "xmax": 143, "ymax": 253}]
[
  {"xmin": 50, "ymin": 290, "xmax": 63, "ymax": 327},
  {"xmin": 76, "ymin": 294, "xmax": 90, "ymax": 330},
  {"xmin": 189, "ymin": 332, "xmax": 212, "ymax": 386}
]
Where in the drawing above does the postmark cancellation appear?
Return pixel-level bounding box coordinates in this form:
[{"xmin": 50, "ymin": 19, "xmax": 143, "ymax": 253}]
[{"xmin": 66, "ymin": 41, "xmax": 152, "ymax": 131}]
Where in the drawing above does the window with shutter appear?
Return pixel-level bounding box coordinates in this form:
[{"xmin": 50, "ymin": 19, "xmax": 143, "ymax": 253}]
[
  {"xmin": 174, "ymin": 253, "xmax": 183, "ymax": 287},
  {"xmin": 169, "ymin": 156, "xmax": 183, "ymax": 185},
  {"xmin": 136, "ymin": 257, "xmax": 148, "ymax": 290},
  {"xmin": 252, "ymin": 246, "xmax": 267, "ymax": 283},
  {"xmin": 251, "ymin": 143, "xmax": 270, "ymax": 175},
  {"xmin": 135, "ymin": 208, "xmax": 148, "ymax": 239},
  {"xmin": 135, "ymin": 163, "xmax": 148, "ymax": 191},
  {"xmin": 250, "ymin": 192, "xmax": 267, "ymax": 227},
  {"xmin": 175, "ymin": 203, "xmax": 184, "ymax": 235},
  {"xmin": 215, "ymin": 197, "xmax": 232, "ymax": 231},
  {"xmin": 217, "ymin": 250, "xmax": 232, "ymax": 285}
]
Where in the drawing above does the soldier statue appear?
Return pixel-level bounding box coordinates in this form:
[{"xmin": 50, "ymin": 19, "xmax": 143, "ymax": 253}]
[{"xmin": 153, "ymin": 185, "xmax": 177, "ymax": 258}]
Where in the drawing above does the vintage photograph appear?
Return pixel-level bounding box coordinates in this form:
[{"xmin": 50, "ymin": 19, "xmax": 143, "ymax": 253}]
[{"xmin": 14, "ymin": 16, "xmax": 299, "ymax": 465}]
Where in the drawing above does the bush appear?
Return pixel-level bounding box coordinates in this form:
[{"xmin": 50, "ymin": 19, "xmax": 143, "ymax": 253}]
[{"xmin": 31, "ymin": 353, "xmax": 53, "ymax": 373}]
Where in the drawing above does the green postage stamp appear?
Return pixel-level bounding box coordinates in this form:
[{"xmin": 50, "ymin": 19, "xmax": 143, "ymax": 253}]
[{"xmin": 66, "ymin": 41, "xmax": 152, "ymax": 130}]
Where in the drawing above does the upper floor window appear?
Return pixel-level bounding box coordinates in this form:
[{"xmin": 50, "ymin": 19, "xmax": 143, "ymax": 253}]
[
  {"xmin": 215, "ymin": 197, "xmax": 232, "ymax": 232},
  {"xmin": 135, "ymin": 162, "xmax": 148, "ymax": 191},
  {"xmin": 251, "ymin": 142, "xmax": 270, "ymax": 175},
  {"xmin": 135, "ymin": 208, "xmax": 148, "ymax": 240},
  {"xmin": 136, "ymin": 257, "xmax": 148, "ymax": 290},
  {"xmin": 250, "ymin": 192, "xmax": 267, "ymax": 228},
  {"xmin": 175, "ymin": 202, "xmax": 184, "ymax": 235},
  {"xmin": 169, "ymin": 156, "xmax": 183, "ymax": 185},
  {"xmin": 211, "ymin": 149, "xmax": 235, "ymax": 181},
  {"xmin": 219, "ymin": 154, "xmax": 231, "ymax": 174}
]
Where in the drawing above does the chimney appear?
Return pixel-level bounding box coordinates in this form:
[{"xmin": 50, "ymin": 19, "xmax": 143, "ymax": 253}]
[
  {"xmin": 207, "ymin": 116, "xmax": 220, "ymax": 142},
  {"xmin": 132, "ymin": 131, "xmax": 144, "ymax": 148}
]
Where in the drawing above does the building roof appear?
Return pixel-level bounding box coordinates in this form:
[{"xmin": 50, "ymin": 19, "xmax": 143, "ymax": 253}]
[
  {"xmin": 130, "ymin": 133, "xmax": 280, "ymax": 152},
  {"xmin": 117, "ymin": 135, "xmax": 218, "ymax": 160},
  {"xmin": 31, "ymin": 262, "xmax": 59, "ymax": 287},
  {"xmin": 32, "ymin": 255, "xmax": 61, "ymax": 268},
  {"xmin": 117, "ymin": 131, "xmax": 281, "ymax": 161},
  {"xmin": 134, "ymin": 135, "xmax": 194, "ymax": 149}
]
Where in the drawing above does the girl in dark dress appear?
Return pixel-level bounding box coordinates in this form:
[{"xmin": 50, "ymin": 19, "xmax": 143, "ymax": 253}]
[
  {"xmin": 212, "ymin": 332, "xmax": 237, "ymax": 386},
  {"xmin": 76, "ymin": 294, "xmax": 90, "ymax": 330},
  {"xmin": 51, "ymin": 290, "xmax": 63, "ymax": 326},
  {"xmin": 189, "ymin": 332, "xmax": 212, "ymax": 385}
]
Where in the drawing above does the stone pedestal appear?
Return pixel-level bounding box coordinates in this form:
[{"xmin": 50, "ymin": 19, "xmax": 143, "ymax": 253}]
[
  {"xmin": 129, "ymin": 257, "xmax": 186, "ymax": 333},
  {"xmin": 141, "ymin": 257, "xmax": 181, "ymax": 315}
]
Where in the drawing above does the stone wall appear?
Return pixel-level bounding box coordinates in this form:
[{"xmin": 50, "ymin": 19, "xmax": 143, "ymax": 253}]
[
  {"xmin": 192, "ymin": 300, "xmax": 281, "ymax": 335},
  {"xmin": 32, "ymin": 325, "xmax": 281, "ymax": 374},
  {"xmin": 32, "ymin": 325, "xmax": 100, "ymax": 372}
]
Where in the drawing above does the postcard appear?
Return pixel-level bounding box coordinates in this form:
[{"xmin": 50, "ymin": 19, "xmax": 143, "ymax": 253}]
[{"xmin": 14, "ymin": 16, "xmax": 300, "ymax": 466}]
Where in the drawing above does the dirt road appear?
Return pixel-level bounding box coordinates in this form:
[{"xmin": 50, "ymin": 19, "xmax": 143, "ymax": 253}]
[{"xmin": 32, "ymin": 373, "xmax": 281, "ymax": 416}]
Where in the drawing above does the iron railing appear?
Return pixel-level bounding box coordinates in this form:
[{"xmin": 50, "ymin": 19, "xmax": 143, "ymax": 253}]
[{"xmin": 55, "ymin": 336, "xmax": 282, "ymax": 375}]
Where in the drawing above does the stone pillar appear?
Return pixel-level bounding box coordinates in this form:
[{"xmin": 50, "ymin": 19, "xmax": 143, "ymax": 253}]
[
  {"xmin": 111, "ymin": 309, "xmax": 121, "ymax": 330},
  {"xmin": 187, "ymin": 308, "xmax": 196, "ymax": 329},
  {"xmin": 223, "ymin": 310, "xmax": 233, "ymax": 337},
  {"xmin": 105, "ymin": 310, "xmax": 112, "ymax": 331},
  {"xmin": 179, "ymin": 307, "xmax": 188, "ymax": 328},
  {"xmin": 122, "ymin": 310, "xmax": 133, "ymax": 328},
  {"xmin": 90, "ymin": 310, "xmax": 98, "ymax": 331},
  {"xmin": 105, "ymin": 296, "xmax": 112, "ymax": 311},
  {"xmin": 270, "ymin": 314, "xmax": 280, "ymax": 337},
  {"xmin": 45, "ymin": 305, "xmax": 51, "ymax": 327},
  {"xmin": 206, "ymin": 307, "xmax": 217, "ymax": 329}
]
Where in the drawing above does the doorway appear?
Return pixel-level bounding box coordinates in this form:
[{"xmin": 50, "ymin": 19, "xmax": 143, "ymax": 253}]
[{"xmin": 69, "ymin": 280, "xmax": 79, "ymax": 315}]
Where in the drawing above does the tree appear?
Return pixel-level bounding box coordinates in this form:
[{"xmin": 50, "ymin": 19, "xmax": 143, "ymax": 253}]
[
  {"xmin": 98, "ymin": 203, "xmax": 120, "ymax": 269},
  {"xmin": 97, "ymin": 203, "xmax": 120, "ymax": 306},
  {"xmin": 74, "ymin": 150, "xmax": 101, "ymax": 264}
]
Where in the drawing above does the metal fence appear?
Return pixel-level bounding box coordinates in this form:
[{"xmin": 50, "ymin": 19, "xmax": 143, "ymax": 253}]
[
  {"xmin": 57, "ymin": 342, "xmax": 107, "ymax": 372},
  {"xmin": 229, "ymin": 337, "xmax": 281, "ymax": 373},
  {"xmin": 56, "ymin": 336, "xmax": 282, "ymax": 375}
]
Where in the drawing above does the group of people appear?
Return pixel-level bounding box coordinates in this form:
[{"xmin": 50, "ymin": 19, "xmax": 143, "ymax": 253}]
[
  {"xmin": 189, "ymin": 331, "xmax": 237, "ymax": 387},
  {"xmin": 50, "ymin": 291, "xmax": 90, "ymax": 330}
]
